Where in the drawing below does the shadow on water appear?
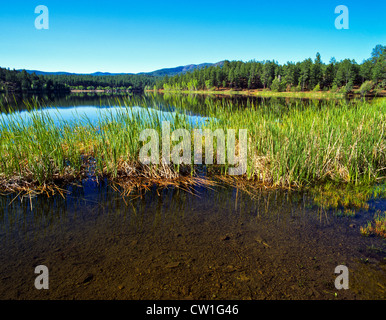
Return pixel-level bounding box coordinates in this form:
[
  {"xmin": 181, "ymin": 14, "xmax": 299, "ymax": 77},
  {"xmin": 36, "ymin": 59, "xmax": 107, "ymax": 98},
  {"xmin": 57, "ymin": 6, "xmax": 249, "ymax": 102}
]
[{"xmin": 0, "ymin": 180, "xmax": 384, "ymax": 300}]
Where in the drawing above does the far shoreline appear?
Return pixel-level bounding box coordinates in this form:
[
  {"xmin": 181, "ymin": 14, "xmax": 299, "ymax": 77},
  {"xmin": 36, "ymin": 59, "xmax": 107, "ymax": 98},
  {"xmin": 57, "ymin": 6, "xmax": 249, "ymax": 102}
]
[
  {"xmin": 147, "ymin": 88, "xmax": 386, "ymax": 99},
  {"xmin": 71, "ymin": 89, "xmax": 106, "ymax": 93}
]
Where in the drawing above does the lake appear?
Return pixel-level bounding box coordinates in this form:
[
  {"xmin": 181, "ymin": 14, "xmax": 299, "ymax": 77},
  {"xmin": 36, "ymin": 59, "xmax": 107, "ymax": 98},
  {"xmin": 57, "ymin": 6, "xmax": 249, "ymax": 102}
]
[{"xmin": 0, "ymin": 92, "xmax": 384, "ymax": 299}]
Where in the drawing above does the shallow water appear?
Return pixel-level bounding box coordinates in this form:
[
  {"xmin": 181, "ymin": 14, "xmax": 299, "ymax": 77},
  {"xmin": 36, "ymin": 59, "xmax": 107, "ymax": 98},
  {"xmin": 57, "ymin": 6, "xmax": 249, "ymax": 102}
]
[
  {"xmin": 0, "ymin": 179, "xmax": 385, "ymax": 300},
  {"xmin": 0, "ymin": 93, "xmax": 385, "ymax": 300}
]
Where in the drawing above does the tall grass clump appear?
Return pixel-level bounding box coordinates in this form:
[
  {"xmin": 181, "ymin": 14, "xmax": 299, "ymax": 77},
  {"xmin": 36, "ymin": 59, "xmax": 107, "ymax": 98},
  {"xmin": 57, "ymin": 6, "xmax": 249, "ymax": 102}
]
[
  {"xmin": 0, "ymin": 102, "xmax": 195, "ymax": 191},
  {"xmin": 0, "ymin": 97, "xmax": 384, "ymax": 191},
  {"xmin": 206, "ymin": 98, "xmax": 386, "ymax": 187}
]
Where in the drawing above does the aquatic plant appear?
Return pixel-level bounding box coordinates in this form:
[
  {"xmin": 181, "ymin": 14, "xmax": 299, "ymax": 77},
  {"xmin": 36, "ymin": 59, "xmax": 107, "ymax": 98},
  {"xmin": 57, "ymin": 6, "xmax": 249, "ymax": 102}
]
[
  {"xmin": 335, "ymin": 209, "xmax": 356, "ymax": 217},
  {"xmin": 360, "ymin": 211, "xmax": 386, "ymax": 238}
]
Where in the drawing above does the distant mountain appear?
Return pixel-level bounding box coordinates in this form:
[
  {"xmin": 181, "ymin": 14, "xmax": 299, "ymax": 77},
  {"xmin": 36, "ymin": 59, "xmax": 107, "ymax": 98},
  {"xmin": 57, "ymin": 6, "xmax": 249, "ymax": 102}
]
[
  {"xmin": 90, "ymin": 71, "xmax": 134, "ymax": 76},
  {"xmin": 19, "ymin": 61, "xmax": 225, "ymax": 77},
  {"xmin": 139, "ymin": 61, "xmax": 225, "ymax": 77},
  {"xmin": 21, "ymin": 70, "xmax": 77, "ymax": 76},
  {"xmin": 21, "ymin": 70, "xmax": 133, "ymax": 76}
]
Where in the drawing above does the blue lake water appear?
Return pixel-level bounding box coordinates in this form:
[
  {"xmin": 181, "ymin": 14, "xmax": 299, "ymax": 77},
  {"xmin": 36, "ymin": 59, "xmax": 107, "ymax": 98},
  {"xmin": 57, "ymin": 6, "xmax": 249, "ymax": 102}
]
[{"xmin": 0, "ymin": 105, "xmax": 209, "ymax": 128}]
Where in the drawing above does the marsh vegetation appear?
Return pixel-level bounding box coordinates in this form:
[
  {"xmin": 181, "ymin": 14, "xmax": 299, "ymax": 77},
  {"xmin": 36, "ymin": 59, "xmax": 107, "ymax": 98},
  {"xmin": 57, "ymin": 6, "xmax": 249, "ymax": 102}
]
[{"xmin": 0, "ymin": 95, "xmax": 384, "ymax": 193}]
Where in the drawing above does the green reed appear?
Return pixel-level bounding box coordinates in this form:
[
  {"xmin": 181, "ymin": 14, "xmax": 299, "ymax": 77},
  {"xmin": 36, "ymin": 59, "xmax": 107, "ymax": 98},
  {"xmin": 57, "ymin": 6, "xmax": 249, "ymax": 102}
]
[
  {"xmin": 207, "ymin": 98, "xmax": 385, "ymax": 186},
  {"xmin": 0, "ymin": 97, "xmax": 384, "ymax": 190}
]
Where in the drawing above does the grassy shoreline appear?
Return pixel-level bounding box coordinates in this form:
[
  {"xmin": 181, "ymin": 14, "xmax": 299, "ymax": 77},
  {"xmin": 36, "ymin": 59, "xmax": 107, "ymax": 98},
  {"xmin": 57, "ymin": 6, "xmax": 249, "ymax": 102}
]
[
  {"xmin": 0, "ymin": 98, "xmax": 385, "ymax": 194},
  {"xmin": 151, "ymin": 88, "xmax": 348, "ymax": 99},
  {"xmin": 150, "ymin": 88, "xmax": 386, "ymax": 99}
]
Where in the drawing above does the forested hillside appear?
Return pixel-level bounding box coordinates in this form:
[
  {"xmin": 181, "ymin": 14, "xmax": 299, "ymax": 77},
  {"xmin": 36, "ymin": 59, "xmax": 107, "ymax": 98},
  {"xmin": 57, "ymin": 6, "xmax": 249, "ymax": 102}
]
[
  {"xmin": 158, "ymin": 45, "xmax": 386, "ymax": 94},
  {"xmin": 2, "ymin": 45, "xmax": 384, "ymax": 95},
  {"xmin": 0, "ymin": 68, "xmax": 69, "ymax": 93},
  {"xmin": 42, "ymin": 73, "xmax": 156, "ymax": 91},
  {"xmin": 0, "ymin": 68, "xmax": 156, "ymax": 93}
]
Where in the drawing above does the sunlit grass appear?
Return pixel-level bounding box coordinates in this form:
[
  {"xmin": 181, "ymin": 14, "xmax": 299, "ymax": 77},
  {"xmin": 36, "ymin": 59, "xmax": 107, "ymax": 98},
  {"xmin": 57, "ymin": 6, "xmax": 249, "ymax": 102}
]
[
  {"xmin": 360, "ymin": 211, "xmax": 386, "ymax": 238},
  {"xmin": 0, "ymin": 97, "xmax": 385, "ymax": 192},
  {"xmin": 207, "ymin": 98, "xmax": 386, "ymax": 187}
]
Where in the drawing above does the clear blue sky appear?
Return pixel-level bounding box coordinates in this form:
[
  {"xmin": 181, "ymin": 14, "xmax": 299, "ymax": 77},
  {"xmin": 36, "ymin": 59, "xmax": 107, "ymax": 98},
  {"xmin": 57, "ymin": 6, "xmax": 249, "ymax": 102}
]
[{"xmin": 0, "ymin": 0, "xmax": 385, "ymax": 73}]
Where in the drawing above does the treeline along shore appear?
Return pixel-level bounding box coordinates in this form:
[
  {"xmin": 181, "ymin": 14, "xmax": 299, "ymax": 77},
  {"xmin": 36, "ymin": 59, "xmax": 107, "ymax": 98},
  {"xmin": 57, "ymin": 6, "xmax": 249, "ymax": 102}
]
[
  {"xmin": 157, "ymin": 46, "xmax": 386, "ymax": 97},
  {"xmin": 1, "ymin": 45, "xmax": 385, "ymax": 97}
]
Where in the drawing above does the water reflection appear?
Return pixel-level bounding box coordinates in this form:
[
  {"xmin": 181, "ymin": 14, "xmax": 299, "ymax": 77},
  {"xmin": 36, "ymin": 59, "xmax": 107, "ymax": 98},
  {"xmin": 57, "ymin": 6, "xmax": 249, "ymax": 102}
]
[
  {"xmin": 0, "ymin": 92, "xmax": 363, "ymax": 132},
  {"xmin": 0, "ymin": 181, "xmax": 385, "ymax": 300},
  {"xmin": 0, "ymin": 104, "xmax": 209, "ymax": 128},
  {"xmin": 0, "ymin": 180, "xmax": 350, "ymax": 239},
  {"xmin": 1, "ymin": 91, "xmax": 357, "ymax": 114}
]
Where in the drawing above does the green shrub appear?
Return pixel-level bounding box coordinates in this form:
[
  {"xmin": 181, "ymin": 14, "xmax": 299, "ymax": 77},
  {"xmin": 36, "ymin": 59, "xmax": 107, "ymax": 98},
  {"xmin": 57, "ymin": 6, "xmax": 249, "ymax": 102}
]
[
  {"xmin": 341, "ymin": 81, "xmax": 353, "ymax": 94},
  {"xmin": 313, "ymin": 84, "xmax": 321, "ymax": 92},
  {"xmin": 359, "ymin": 81, "xmax": 373, "ymax": 96},
  {"xmin": 270, "ymin": 77, "xmax": 282, "ymax": 92}
]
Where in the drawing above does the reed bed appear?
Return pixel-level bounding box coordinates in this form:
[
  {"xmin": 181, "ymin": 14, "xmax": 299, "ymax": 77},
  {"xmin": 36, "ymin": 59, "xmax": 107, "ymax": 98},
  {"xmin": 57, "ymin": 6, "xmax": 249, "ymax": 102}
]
[
  {"xmin": 207, "ymin": 98, "xmax": 386, "ymax": 187},
  {"xmin": 0, "ymin": 97, "xmax": 385, "ymax": 193}
]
